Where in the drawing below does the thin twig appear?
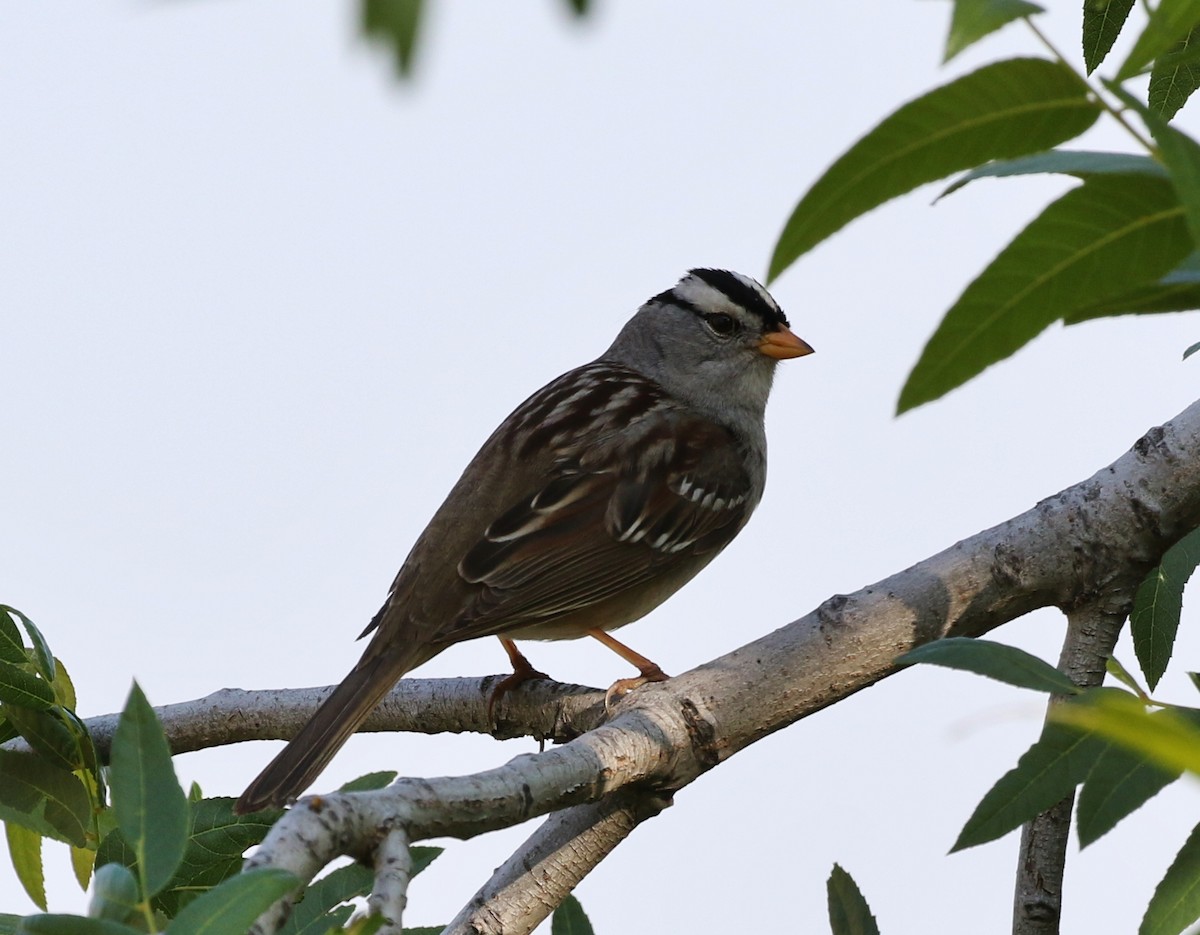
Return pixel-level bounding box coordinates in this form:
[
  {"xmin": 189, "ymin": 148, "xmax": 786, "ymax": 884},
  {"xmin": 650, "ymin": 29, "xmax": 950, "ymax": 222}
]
[{"xmin": 1011, "ymin": 600, "xmax": 1128, "ymax": 935}]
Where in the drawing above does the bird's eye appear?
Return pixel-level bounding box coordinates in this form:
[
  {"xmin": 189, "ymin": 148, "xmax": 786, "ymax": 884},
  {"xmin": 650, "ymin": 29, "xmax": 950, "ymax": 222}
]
[{"xmin": 703, "ymin": 313, "xmax": 738, "ymax": 337}]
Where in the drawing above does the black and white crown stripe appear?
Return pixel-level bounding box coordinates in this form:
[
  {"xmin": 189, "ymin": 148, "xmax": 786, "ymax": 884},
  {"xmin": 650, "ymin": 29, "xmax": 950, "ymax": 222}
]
[{"xmin": 653, "ymin": 268, "xmax": 790, "ymax": 331}]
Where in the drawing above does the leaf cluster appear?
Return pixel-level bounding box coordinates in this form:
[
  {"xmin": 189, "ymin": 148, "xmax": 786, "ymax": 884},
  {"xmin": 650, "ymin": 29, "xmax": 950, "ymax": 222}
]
[{"xmin": 767, "ymin": 0, "xmax": 1200, "ymax": 414}]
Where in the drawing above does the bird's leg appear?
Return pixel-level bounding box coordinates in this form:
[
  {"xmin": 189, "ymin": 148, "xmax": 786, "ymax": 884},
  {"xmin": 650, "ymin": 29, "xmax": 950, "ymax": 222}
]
[
  {"xmin": 586, "ymin": 628, "xmax": 670, "ymax": 710},
  {"xmin": 487, "ymin": 637, "xmax": 551, "ymax": 725}
]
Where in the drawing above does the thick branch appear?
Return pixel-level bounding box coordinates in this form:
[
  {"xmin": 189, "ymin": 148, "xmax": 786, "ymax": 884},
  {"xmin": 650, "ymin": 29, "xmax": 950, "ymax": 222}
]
[{"xmin": 238, "ymin": 401, "xmax": 1200, "ymax": 933}]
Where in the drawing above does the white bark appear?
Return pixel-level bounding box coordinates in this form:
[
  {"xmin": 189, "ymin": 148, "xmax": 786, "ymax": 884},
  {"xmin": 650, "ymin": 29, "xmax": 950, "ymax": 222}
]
[{"xmin": 237, "ymin": 400, "xmax": 1200, "ymax": 933}]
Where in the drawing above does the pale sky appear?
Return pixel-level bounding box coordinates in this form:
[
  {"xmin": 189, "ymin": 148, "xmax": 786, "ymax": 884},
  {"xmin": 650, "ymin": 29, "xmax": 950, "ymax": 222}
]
[{"xmin": 3, "ymin": 3, "xmax": 1199, "ymax": 933}]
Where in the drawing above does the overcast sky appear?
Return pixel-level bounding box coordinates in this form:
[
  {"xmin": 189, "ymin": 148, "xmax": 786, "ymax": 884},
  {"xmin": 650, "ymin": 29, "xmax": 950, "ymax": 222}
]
[{"xmin": 3, "ymin": 3, "xmax": 1199, "ymax": 933}]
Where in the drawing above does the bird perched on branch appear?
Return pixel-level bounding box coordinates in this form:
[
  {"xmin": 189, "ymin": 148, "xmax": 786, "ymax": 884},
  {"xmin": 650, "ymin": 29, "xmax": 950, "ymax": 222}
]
[{"xmin": 235, "ymin": 268, "xmax": 812, "ymax": 814}]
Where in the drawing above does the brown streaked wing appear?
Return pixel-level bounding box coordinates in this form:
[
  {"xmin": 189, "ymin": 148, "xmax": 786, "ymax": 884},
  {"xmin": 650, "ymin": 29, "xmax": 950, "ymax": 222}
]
[{"xmin": 445, "ymin": 409, "xmax": 751, "ymax": 639}]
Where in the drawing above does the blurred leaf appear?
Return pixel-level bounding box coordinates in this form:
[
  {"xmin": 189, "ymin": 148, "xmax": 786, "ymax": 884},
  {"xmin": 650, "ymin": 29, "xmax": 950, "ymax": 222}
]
[
  {"xmin": 768, "ymin": 58, "xmax": 1100, "ymax": 280},
  {"xmin": 1118, "ymin": 0, "xmax": 1200, "ymax": 80},
  {"xmin": 944, "ymin": 0, "xmax": 1043, "ymax": 62},
  {"xmin": 1106, "ymin": 656, "xmax": 1148, "ymax": 697},
  {"xmin": 1186, "ymin": 341, "xmax": 1200, "ymax": 359},
  {"xmin": 5, "ymin": 707, "xmax": 84, "ymax": 773},
  {"xmin": 338, "ymin": 771, "xmax": 398, "ymax": 793},
  {"xmin": 1083, "ymin": 0, "xmax": 1136, "ymax": 74},
  {"xmin": 110, "ymin": 682, "xmax": 187, "ymax": 898},
  {"xmin": 940, "ymin": 149, "xmax": 1165, "ymax": 199},
  {"xmin": 1052, "ymin": 691, "xmax": 1200, "ymax": 774},
  {"xmin": 552, "ymin": 894, "xmax": 594, "ymax": 935},
  {"xmin": 51, "ymin": 659, "xmax": 76, "ymax": 713},
  {"xmin": 1142, "ymin": 821, "xmax": 1200, "ymax": 935},
  {"xmin": 70, "ymin": 843, "xmax": 95, "ymax": 892},
  {"xmin": 0, "ymin": 663, "xmax": 55, "ymax": 710},
  {"xmin": 899, "ymin": 637, "xmax": 1080, "ymax": 693},
  {"xmin": 5, "ymin": 823, "xmax": 46, "ymax": 910},
  {"xmin": 1066, "ymin": 252, "xmax": 1200, "ymax": 321},
  {"xmin": 343, "ymin": 917, "xmax": 387, "ymax": 935},
  {"xmin": 0, "ymin": 750, "xmax": 90, "ymax": 846},
  {"xmin": 0, "ymin": 915, "xmax": 20, "ymax": 935},
  {"xmin": 1131, "ymin": 526, "xmax": 1200, "ymax": 690},
  {"xmin": 1151, "ymin": 25, "xmax": 1200, "ymax": 118},
  {"xmin": 827, "ymin": 863, "xmax": 881, "ymax": 935},
  {"xmin": 898, "ymin": 174, "xmax": 1188, "ymax": 412},
  {"xmin": 88, "ymin": 864, "xmax": 140, "ymax": 926},
  {"xmin": 953, "ymin": 721, "xmax": 1106, "ymax": 851},
  {"xmin": 361, "ymin": 0, "xmax": 423, "ymax": 77},
  {"xmin": 1077, "ymin": 737, "xmax": 1180, "ymax": 846},
  {"xmin": 17, "ymin": 916, "xmax": 141, "ymax": 935},
  {"xmin": 168, "ymin": 868, "xmax": 298, "ymax": 935},
  {"xmin": 563, "ymin": 0, "xmax": 590, "ymax": 16}
]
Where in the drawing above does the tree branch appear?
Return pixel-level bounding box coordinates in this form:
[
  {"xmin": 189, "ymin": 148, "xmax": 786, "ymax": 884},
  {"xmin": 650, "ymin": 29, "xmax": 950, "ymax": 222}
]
[
  {"xmin": 234, "ymin": 400, "xmax": 1200, "ymax": 933},
  {"xmin": 1011, "ymin": 601, "xmax": 1128, "ymax": 935}
]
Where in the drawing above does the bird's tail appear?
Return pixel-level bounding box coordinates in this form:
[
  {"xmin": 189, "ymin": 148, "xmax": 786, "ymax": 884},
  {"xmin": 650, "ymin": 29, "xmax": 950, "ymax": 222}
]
[{"xmin": 234, "ymin": 644, "xmax": 433, "ymax": 814}]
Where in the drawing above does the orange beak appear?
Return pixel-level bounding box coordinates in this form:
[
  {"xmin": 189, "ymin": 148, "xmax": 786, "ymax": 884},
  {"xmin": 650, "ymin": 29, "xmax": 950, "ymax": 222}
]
[{"xmin": 758, "ymin": 326, "xmax": 814, "ymax": 360}]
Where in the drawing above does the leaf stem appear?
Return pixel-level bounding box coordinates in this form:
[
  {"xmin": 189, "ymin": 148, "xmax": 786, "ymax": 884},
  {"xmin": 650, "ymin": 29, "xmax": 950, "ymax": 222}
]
[{"xmin": 1023, "ymin": 17, "xmax": 1156, "ymax": 153}]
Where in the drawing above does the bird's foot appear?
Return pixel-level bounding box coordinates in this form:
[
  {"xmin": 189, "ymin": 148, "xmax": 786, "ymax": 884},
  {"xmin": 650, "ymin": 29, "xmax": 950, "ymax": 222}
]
[
  {"xmin": 488, "ymin": 640, "xmax": 551, "ymax": 727},
  {"xmin": 604, "ymin": 663, "xmax": 670, "ymax": 712}
]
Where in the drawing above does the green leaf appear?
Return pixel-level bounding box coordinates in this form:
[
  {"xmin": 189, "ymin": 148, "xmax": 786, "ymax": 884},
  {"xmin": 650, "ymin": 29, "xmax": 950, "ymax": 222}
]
[
  {"xmin": 944, "ymin": 0, "xmax": 1043, "ymax": 63},
  {"xmin": 168, "ymin": 868, "xmax": 299, "ymax": 935},
  {"xmin": 563, "ymin": 0, "xmax": 590, "ymax": 16},
  {"xmin": 1150, "ymin": 25, "xmax": 1200, "ymax": 118},
  {"xmin": 940, "ymin": 149, "xmax": 1165, "ymax": 199},
  {"xmin": 338, "ymin": 771, "xmax": 398, "ymax": 793},
  {"xmin": 1185, "ymin": 341, "xmax": 1200, "ymax": 359},
  {"xmin": 4, "ymin": 707, "xmax": 85, "ymax": 773},
  {"xmin": 1083, "ymin": 0, "xmax": 1136, "ymax": 74},
  {"xmin": 552, "ymin": 894, "xmax": 594, "ymax": 935},
  {"xmin": 87, "ymin": 864, "xmax": 140, "ymax": 925},
  {"xmin": 14, "ymin": 615, "xmax": 54, "ymax": 686},
  {"xmin": 953, "ymin": 720, "xmax": 1106, "ymax": 851},
  {"xmin": 0, "ymin": 608, "xmax": 54, "ymax": 684},
  {"xmin": 827, "ymin": 863, "xmax": 881, "ymax": 935},
  {"xmin": 0, "ymin": 663, "xmax": 55, "ymax": 710},
  {"xmin": 70, "ymin": 844, "xmax": 95, "ymax": 892},
  {"xmin": 1077, "ymin": 736, "xmax": 1180, "ymax": 846},
  {"xmin": 1131, "ymin": 526, "xmax": 1200, "ymax": 690},
  {"xmin": 361, "ymin": 0, "xmax": 423, "ymax": 77},
  {"xmin": 109, "ymin": 682, "xmax": 187, "ymax": 898},
  {"xmin": 898, "ymin": 637, "xmax": 1080, "ymax": 694},
  {"xmin": 1052, "ymin": 691, "xmax": 1200, "ymax": 775},
  {"xmin": 17, "ymin": 916, "xmax": 142, "ymax": 935},
  {"xmin": 5, "ymin": 823, "xmax": 46, "ymax": 910},
  {"xmin": 1118, "ymin": 0, "xmax": 1200, "ymax": 80},
  {"xmin": 1105, "ymin": 656, "xmax": 1148, "ymax": 696},
  {"xmin": 278, "ymin": 864, "xmax": 373, "ymax": 935},
  {"xmin": 0, "ymin": 914, "xmax": 21, "ymax": 935},
  {"xmin": 0, "ymin": 750, "xmax": 90, "ymax": 846},
  {"xmin": 1142, "ymin": 821, "xmax": 1200, "ymax": 935},
  {"xmin": 1065, "ymin": 252, "xmax": 1200, "ymax": 321},
  {"xmin": 768, "ymin": 58, "xmax": 1100, "ymax": 281},
  {"xmin": 0, "ymin": 610, "xmax": 25, "ymax": 665},
  {"xmin": 1109, "ymin": 82, "xmax": 1200, "ymax": 246},
  {"xmin": 148, "ymin": 797, "xmax": 282, "ymax": 915},
  {"xmin": 898, "ymin": 174, "xmax": 1188, "ymax": 412}
]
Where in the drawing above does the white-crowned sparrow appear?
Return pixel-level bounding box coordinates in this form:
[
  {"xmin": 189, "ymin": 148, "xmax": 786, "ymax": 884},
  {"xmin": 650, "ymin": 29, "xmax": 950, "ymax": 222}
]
[{"xmin": 235, "ymin": 269, "xmax": 812, "ymax": 813}]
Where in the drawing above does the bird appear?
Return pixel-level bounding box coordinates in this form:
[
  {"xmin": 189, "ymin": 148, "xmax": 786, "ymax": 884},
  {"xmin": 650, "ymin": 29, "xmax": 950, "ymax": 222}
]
[{"xmin": 235, "ymin": 268, "xmax": 813, "ymax": 813}]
